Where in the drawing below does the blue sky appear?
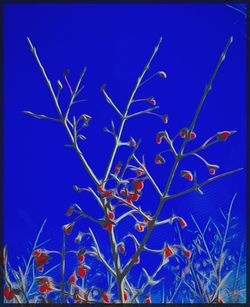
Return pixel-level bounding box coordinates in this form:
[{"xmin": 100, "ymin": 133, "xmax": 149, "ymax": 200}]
[{"xmin": 4, "ymin": 4, "xmax": 246, "ymax": 298}]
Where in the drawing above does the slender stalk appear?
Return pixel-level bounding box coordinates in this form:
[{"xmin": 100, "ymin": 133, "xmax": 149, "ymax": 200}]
[
  {"xmin": 103, "ymin": 37, "xmax": 162, "ymax": 183},
  {"xmin": 65, "ymin": 67, "xmax": 87, "ymax": 120},
  {"xmin": 27, "ymin": 37, "xmax": 62, "ymax": 117},
  {"xmin": 61, "ymin": 232, "xmax": 66, "ymax": 303},
  {"xmin": 216, "ymin": 193, "xmax": 237, "ymax": 300},
  {"xmin": 133, "ymin": 154, "xmax": 163, "ymax": 197}
]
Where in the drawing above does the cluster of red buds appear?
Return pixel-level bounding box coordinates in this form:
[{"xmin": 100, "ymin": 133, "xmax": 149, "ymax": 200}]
[
  {"xmin": 179, "ymin": 128, "xmax": 196, "ymax": 140},
  {"xmin": 33, "ymin": 249, "xmax": 51, "ymax": 272},
  {"xmin": 37, "ymin": 277, "xmax": 55, "ymax": 293},
  {"xmin": 97, "ymin": 185, "xmax": 114, "ymax": 198},
  {"xmin": 3, "ymin": 285, "xmax": 15, "ymax": 301}
]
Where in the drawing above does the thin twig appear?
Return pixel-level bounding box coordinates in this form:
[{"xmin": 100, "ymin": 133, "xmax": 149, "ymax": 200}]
[
  {"xmin": 133, "ymin": 154, "xmax": 162, "ymax": 197},
  {"xmin": 27, "ymin": 37, "xmax": 62, "ymax": 117}
]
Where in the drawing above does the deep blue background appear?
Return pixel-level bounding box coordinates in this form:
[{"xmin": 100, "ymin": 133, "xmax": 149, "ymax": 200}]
[{"xmin": 4, "ymin": 3, "xmax": 246, "ymax": 300}]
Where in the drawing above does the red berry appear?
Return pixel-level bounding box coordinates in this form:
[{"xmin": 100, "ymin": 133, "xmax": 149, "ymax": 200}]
[
  {"xmin": 77, "ymin": 266, "xmax": 86, "ymax": 278},
  {"xmin": 146, "ymin": 297, "xmax": 152, "ymax": 304},
  {"xmin": 219, "ymin": 298, "xmax": 224, "ymax": 304},
  {"xmin": 134, "ymin": 256, "xmax": 140, "ymax": 264}
]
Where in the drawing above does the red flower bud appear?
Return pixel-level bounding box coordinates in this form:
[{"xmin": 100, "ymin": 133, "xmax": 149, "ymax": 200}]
[
  {"xmin": 177, "ymin": 217, "xmax": 187, "ymax": 228},
  {"xmin": 130, "ymin": 137, "xmax": 136, "ymax": 147},
  {"xmin": 134, "ymin": 180, "xmax": 144, "ymax": 191},
  {"xmin": 102, "ymin": 190, "xmax": 113, "ymax": 198},
  {"xmin": 103, "ymin": 293, "xmax": 110, "ymax": 303},
  {"xmin": 33, "ymin": 249, "xmax": 41, "ymax": 257},
  {"xmin": 78, "ymin": 254, "xmax": 85, "ymax": 262},
  {"xmin": 209, "ymin": 168, "xmax": 215, "ymax": 175},
  {"xmin": 219, "ymin": 298, "xmax": 224, "ymax": 304},
  {"xmin": 183, "ymin": 249, "xmax": 192, "ymax": 258},
  {"xmin": 128, "ymin": 193, "xmax": 139, "ymax": 202},
  {"xmin": 180, "ymin": 128, "xmax": 188, "ymax": 138},
  {"xmin": 115, "ymin": 161, "xmax": 122, "ymax": 175},
  {"xmin": 118, "ymin": 244, "xmax": 125, "ymax": 254},
  {"xmin": 98, "ymin": 185, "xmax": 104, "ymax": 193},
  {"xmin": 146, "ymin": 296, "xmax": 152, "ymax": 304},
  {"xmin": 62, "ymin": 222, "xmax": 75, "ymax": 235},
  {"xmin": 102, "ymin": 223, "xmax": 113, "ymax": 232},
  {"xmin": 66, "ymin": 206, "xmax": 73, "ymax": 216},
  {"xmin": 217, "ymin": 130, "xmax": 236, "ymax": 141},
  {"xmin": 124, "ymin": 290, "xmax": 128, "ymax": 301},
  {"xmin": 181, "ymin": 170, "xmax": 193, "ymax": 181},
  {"xmin": 108, "ymin": 212, "xmax": 115, "ymax": 220},
  {"xmin": 77, "ymin": 266, "xmax": 86, "ymax": 278},
  {"xmin": 190, "ymin": 131, "xmax": 196, "ymax": 139},
  {"xmin": 148, "ymin": 97, "xmax": 156, "ymax": 105},
  {"xmin": 156, "ymin": 131, "xmax": 164, "ymax": 144},
  {"xmin": 4, "ymin": 285, "xmax": 15, "ymax": 301},
  {"xmin": 162, "ymin": 114, "xmax": 168, "ymax": 124},
  {"xmin": 120, "ymin": 189, "xmax": 127, "ymax": 196},
  {"xmin": 137, "ymin": 168, "xmax": 144, "ymax": 176},
  {"xmin": 134, "ymin": 256, "xmax": 140, "ymax": 264},
  {"xmin": 164, "ymin": 246, "xmax": 174, "ymax": 257},
  {"xmin": 207, "ymin": 164, "xmax": 219, "ymax": 176},
  {"xmin": 135, "ymin": 223, "xmax": 144, "ymax": 232},
  {"xmin": 155, "ymin": 154, "xmax": 165, "ymax": 165},
  {"xmin": 69, "ymin": 272, "xmax": 78, "ymax": 284}
]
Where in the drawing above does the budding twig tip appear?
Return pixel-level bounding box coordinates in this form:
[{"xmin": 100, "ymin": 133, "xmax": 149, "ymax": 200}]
[{"xmin": 100, "ymin": 84, "xmax": 106, "ymax": 92}]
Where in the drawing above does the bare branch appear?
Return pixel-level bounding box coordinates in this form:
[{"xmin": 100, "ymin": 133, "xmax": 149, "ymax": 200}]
[
  {"xmin": 27, "ymin": 37, "xmax": 62, "ymax": 117},
  {"xmin": 101, "ymin": 84, "xmax": 123, "ymax": 117}
]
